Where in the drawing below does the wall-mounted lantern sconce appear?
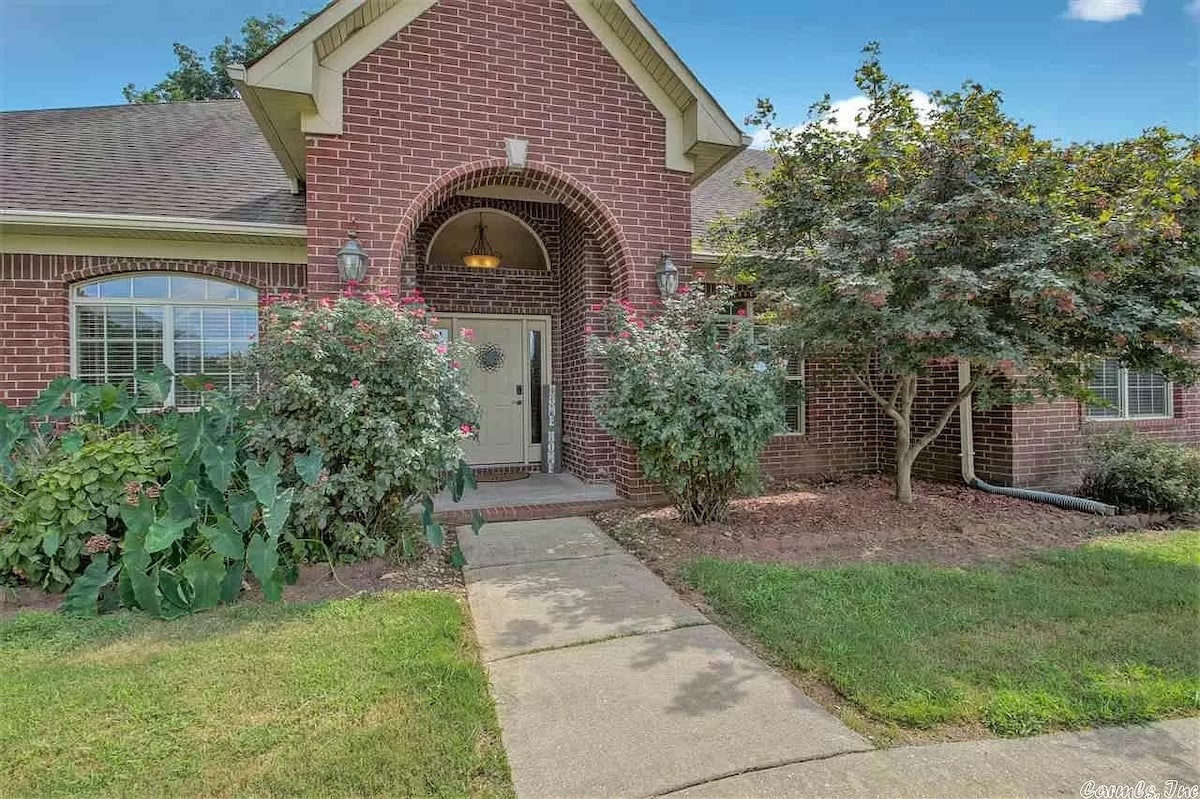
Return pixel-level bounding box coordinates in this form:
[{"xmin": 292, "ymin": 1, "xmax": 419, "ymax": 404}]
[
  {"xmin": 336, "ymin": 230, "xmax": 370, "ymax": 283},
  {"xmin": 655, "ymin": 252, "xmax": 679, "ymax": 298},
  {"xmin": 505, "ymin": 138, "xmax": 529, "ymax": 170}
]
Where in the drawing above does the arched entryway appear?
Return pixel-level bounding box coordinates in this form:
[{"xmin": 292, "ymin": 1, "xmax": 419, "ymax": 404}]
[{"xmin": 390, "ymin": 160, "xmax": 634, "ymax": 485}]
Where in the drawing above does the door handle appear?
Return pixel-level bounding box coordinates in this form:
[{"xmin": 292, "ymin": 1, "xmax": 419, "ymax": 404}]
[{"xmin": 513, "ymin": 399, "xmax": 523, "ymax": 405}]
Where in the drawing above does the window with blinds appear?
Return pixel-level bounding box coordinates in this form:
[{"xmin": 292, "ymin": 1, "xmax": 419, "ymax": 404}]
[
  {"xmin": 704, "ymin": 283, "xmax": 805, "ymax": 434},
  {"xmin": 1086, "ymin": 359, "xmax": 1171, "ymax": 420},
  {"xmin": 72, "ymin": 274, "xmax": 258, "ymax": 408}
]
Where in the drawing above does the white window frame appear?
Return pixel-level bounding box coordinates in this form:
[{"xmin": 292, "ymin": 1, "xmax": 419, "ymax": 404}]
[
  {"xmin": 706, "ymin": 285, "xmax": 806, "ymax": 436},
  {"xmin": 1085, "ymin": 360, "xmax": 1174, "ymax": 421},
  {"xmin": 70, "ymin": 273, "xmax": 258, "ymax": 408}
]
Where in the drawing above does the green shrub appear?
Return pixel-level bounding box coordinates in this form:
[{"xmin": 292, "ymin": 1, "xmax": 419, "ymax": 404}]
[
  {"xmin": 1, "ymin": 425, "xmax": 173, "ymax": 591},
  {"xmin": 1, "ymin": 373, "xmax": 309, "ymax": 618},
  {"xmin": 588, "ymin": 285, "xmax": 785, "ymax": 524},
  {"xmin": 1080, "ymin": 429, "xmax": 1200, "ymax": 513},
  {"xmin": 247, "ymin": 287, "xmax": 478, "ymax": 561}
]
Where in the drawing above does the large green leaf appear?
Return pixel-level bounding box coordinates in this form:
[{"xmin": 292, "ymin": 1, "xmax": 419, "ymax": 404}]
[
  {"xmin": 134, "ymin": 364, "xmax": 173, "ymax": 407},
  {"xmin": 144, "ymin": 516, "xmax": 193, "ymax": 553},
  {"xmin": 424, "ymin": 521, "xmax": 445, "ymax": 548},
  {"xmin": 119, "ymin": 500, "xmax": 156, "ymax": 542},
  {"xmin": 41, "ymin": 528, "xmax": 62, "ymax": 558},
  {"xmin": 470, "ymin": 509, "xmax": 486, "ymax": 536},
  {"xmin": 261, "ymin": 488, "xmax": 294, "ymax": 540},
  {"xmin": 164, "ymin": 480, "xmax": 200, "ymax": 522},
  {"xmin": 245, "ymin": 454, "xmax": 282, "ymax": 507},
  {"xmin": 220, "ymin": 562, "xmax": 245, "ymax": 604},
  {"xmin": 294, "ymin": 448, "xmax": 324, "ymax": 486},
  {"xmin": 31, "ymin": 376, "xmax": 83, "ymax": 419},
  {"xmin": 227, "ymin": 491, "xmax": 256, "ymax": 532},
  {"xmin": 127, "ymin": 562, "xmax": 162, "ymax": 617},
  {"xmin": 176, "ymin": 412, "xmax": 204, "ymax": 462},
  {"xmin": 61, "ymin": 555, "xmax": 117, "ymax": 618},
  {"xmin": 181, "ymin": 551, "xmax": 225, "ymax": 611},
  {"xmin": 101, "ymin": 389, "xmax": 137, "ymax": 427},
  {"xmin": 157, "ymin": 569, "xmax": 192, "ymax": 618},
  {"xmin": 200, "ymin": 441, "xmax": 236, "ymax": 493},
  {"xmin": 199, "ymin": 517, "xmax": 245, "ymax": 560},
  {"xmin": 246, "ymin": 534, "xmax": 279, "ymax": 584}
]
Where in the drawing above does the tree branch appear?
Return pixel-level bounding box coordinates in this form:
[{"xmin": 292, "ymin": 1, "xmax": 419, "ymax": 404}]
[
  {"xmin": 851, "ymin": 368, "xmax": 905, "ymax": 425},
  {"xmin": 911, "ymin": 376, "xmax": 981, "ymax": 458}
]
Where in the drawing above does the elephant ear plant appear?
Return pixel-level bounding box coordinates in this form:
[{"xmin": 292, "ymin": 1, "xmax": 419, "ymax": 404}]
[{"xmin": 1, "ymin": 369, "xmax": 318, "ymax": 618}]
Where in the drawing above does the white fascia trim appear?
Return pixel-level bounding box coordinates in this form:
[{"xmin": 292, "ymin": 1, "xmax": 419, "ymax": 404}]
[
  {"xmin": 612, "ymin": 0, "xmax": 744, "ymax": 147},
  {"xmin": 565, "ymin": 0, "xmax": 690, "ymax": 173},
  {"xmin": 0, "ymin": 209, "xmax": 307, "ymax": 240}
]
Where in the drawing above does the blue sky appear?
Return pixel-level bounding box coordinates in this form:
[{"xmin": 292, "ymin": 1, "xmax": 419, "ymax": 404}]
[{"xmin": 0, "ymin": 0, "xmax": 1196, "ymax": 143}]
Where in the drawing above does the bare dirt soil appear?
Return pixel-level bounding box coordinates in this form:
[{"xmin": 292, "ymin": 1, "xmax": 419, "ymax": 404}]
[{"xmin": 594, "ymin": 473, "xmax": 1170, "ymax": 581}]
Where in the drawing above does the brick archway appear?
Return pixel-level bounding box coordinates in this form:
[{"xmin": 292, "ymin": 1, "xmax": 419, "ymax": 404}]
[
  {"xmin": 387, "ymin": 158, "xmax": 634, "ymax": 291},
  {"xmin": 59, "ymin": 257, "xmax": 305, "ymax": 293}
]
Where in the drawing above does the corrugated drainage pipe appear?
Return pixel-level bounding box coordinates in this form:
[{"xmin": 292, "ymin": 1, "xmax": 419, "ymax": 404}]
[{"xmin": 958, "ymin": 362, "xmax": 1117, "ymax": 516}]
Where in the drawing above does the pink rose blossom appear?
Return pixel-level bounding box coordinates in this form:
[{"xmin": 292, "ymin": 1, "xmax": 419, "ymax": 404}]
[
  {"xmin": 459, "ymin": 423, "xmax": 474, "ymax": 435},
  {"xmin": 451, "ymin": 360, "xmax": 461, "ymax": 369},
  {"xmin": 584, "ymin": 325, "xmax": 594, "ymax": 334},
  {"xmin": 437, "ymin": 344, "xmax": 448, "ymax": 355},
  {"xmin": 350, "ymin": 378, "xmax": 361, "ymax": 388},
  {"xmin": 460, "ymin": 328, "xmax": 475, "ymax": 340}
]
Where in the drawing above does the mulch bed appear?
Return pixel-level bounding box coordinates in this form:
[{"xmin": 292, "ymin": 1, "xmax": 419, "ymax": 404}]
[{"xmin": 594, "ymin": 473, "xmax": 1172, "ymax": 581}]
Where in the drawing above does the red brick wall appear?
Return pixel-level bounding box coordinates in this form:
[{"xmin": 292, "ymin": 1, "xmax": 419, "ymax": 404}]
[
  {"xmin": 0, "ymin": 253, "xmax": 303, "ymax": 406},
  {"xmin": 760, "ymin": 361, "xmax": 881, "ymax": 482},
  {"xmin": 303, "ymin": 0, "xmax": 691, "ymax": 492},
  {"xmin": 1011, "ymin": 384, "xmax": 1200, "ymax": 490},
  {"xmin": 304, "ymin": 0, "xmax": 690, "ymax": 300}
]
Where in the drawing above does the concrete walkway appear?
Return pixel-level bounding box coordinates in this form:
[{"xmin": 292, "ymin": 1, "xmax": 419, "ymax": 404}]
[
  {"xmin": 458, "ymin": 517, "xmax": 872, "ymax": 797},
  {"xmin": 459, "ymin": 518, "xmax": 1199, "ymax": 798}
]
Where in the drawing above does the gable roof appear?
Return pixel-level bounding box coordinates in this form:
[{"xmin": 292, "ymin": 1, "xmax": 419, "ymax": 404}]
[
  {"xmin": 0, "ymin": 100, "xmax": 766, "ymax": 248},
  {"xmin": 229, "ymin": 0, "xmax": 748, "ymax": 184}
]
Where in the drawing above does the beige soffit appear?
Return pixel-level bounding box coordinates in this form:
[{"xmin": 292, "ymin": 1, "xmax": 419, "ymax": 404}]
[
  {"xmin": 0, "ymin": 210, "xmax": 308, "ymax": 264},
  {"xmin": 229, "ymin": 0, "xmax": 748, "ymax": 184}
]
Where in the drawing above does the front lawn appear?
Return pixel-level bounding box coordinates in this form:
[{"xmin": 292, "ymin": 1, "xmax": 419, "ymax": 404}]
[
  {"xmin": 0, "ymin": 592, "xmax": 513, "ymax": 797},
  {"xmin": 685, "ymin": 530, "xmax": 1200, "ymax": 738}
]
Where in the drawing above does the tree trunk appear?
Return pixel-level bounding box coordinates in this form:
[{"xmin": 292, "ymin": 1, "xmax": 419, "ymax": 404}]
[{"xmin": 895, "ymin": 426, "xmax": 915, "ymax": 504}]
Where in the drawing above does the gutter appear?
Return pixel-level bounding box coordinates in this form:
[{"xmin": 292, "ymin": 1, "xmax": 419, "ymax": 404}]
[
  {"xmin": 0, "ymin": 209, "xmax": 307, "ymax": 240},
  {"xmin": 958, "ymin": 361, "xmax": 1116, "ymax": 516}
]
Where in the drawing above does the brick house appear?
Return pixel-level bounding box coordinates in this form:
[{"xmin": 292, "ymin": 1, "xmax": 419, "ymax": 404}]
[{"xmin": 1, "ymin": 0, "xmax": 1195, "ymax": 499}]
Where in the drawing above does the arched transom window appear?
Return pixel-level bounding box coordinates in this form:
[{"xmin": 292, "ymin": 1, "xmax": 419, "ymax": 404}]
[
  {"xmin": 427, "ymin": 209, "xmax": 551, "ymax": 270},
  {"xmin": 72, "ymin": 274, "xmax": 258, "ymax": 407}
]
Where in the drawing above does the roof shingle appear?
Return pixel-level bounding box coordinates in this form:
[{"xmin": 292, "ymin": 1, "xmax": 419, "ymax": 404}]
[
  {"xmin": 0, "ymin": 100, "xmax": 304, "ymax": 226},
  {"xmin": 690, "ymin": 147, "xmax": 775, "ymax": 247}
]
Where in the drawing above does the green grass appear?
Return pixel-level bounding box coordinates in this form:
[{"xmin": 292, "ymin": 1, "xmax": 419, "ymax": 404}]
[
  {"xmin": 0, "ymin": 592, "xmax": 512, "ymax": 798},
  {"xmin": 684, "ymin": 530, "xmax": 1200, "ymax": 737}
]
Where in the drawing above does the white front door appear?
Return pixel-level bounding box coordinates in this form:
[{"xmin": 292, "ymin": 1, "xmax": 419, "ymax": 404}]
[{"xmin": 462, "ymin": 318, "xmax": 527, "ymax": 465}]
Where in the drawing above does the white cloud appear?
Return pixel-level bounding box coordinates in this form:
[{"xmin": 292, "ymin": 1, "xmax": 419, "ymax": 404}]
[
  {"xmin": 748, "ymin": 89, "xmax": 935, "ymax": 148},
  {"xmin": 1065, "ymin": 0, "xmax": 1143, "ymax": 22},
  {"xmin": 1187, "ymin": 0, "xmax": 1200, "ymax": 19}
]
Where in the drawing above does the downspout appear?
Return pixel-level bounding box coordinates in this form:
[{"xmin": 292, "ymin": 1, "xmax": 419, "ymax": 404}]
[{"xmin": 958, "ymin": 361, "xmax": 1116, "ymax": 516}]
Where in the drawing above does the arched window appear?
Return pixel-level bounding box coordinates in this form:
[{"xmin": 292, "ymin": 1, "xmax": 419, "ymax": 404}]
[
  {"xmin": 427, "ymin": 209, "xmax": 551, "ymax": 270},
  {"xmin": 72, "ymin": 274, "xmax": 258, "ymax": 407}
]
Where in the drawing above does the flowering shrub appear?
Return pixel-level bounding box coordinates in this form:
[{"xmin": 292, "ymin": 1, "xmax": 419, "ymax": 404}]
[
  {"xmin": 588, "ymin": 285, "xmax": 784, "ymax": 524},
  {"xmin": 247, "ymin": 286, "xmax": 478, "ymax": 560}
]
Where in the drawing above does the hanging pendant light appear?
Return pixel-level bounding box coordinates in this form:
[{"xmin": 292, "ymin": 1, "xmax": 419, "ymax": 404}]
[{"xmin": 462, "ymin": 213, "xmax": 502, "ymax": 269}]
